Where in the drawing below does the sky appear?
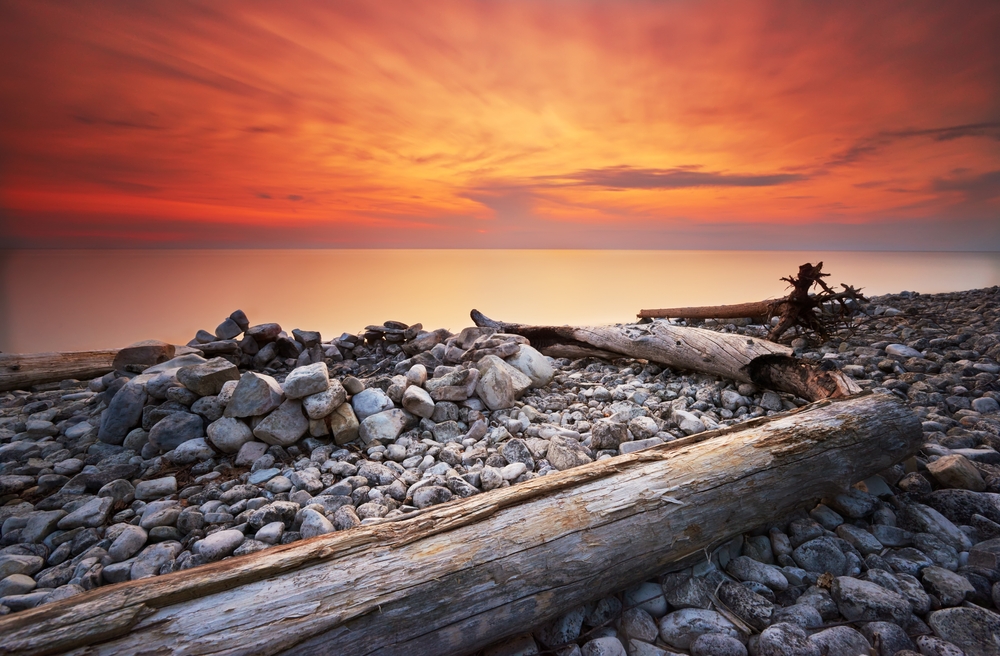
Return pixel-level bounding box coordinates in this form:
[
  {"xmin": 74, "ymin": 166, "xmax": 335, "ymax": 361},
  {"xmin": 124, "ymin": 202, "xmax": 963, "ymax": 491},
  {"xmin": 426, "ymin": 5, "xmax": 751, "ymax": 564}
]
[{"xmin": 1, "ymin": 0, "xmax": 999, "ymax": 250}]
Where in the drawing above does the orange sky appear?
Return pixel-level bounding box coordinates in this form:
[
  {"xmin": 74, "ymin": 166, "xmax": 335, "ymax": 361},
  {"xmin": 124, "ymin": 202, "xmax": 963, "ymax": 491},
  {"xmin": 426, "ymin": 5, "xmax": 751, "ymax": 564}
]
[{"xmin": 1, "ymin": 0, "xmax": 998, "ymax": 249}]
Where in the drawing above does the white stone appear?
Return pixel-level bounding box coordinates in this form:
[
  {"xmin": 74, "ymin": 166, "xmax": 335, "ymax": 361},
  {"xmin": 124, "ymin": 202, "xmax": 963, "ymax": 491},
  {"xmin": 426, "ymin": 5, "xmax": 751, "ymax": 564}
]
[
  {"xmin": 505, "ymin": 345, "xmax": 555, "ymax": 388},
  {"xmin": 166, "ymin": 438, "xmax": 215, "ymax": 464},
  {"xmin": 302, "ymin": 380, "xmax": 346, "ymax": 419},
  {"xmin": 194, "ymin": 529, "xmax": 245, "ymax": 562},
  {"xmin": 351, "ymin": 388, "xmax": 395, "ymax": 420},
  {"xmin": 253, "ymin": 399, "xmax": 309, "ymax": 447},
  {"xmin": 282, "ymin": 362, "xmax": 330, "ymax": 399},
  {"xmin": 402, "ymin": 385, "xmax": 435, "ymax": 418}
]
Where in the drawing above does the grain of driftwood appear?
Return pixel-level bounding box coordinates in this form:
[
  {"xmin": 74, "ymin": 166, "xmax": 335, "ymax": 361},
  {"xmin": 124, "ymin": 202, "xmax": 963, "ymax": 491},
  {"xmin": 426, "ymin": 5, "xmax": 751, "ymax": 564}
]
[
  {"xmin": 0, "ymin": 350, "xmax": 119, "ymax": 392},
  {"xmin": 0, "ymin": 393, "xmax": 921, "ymax": 656}
]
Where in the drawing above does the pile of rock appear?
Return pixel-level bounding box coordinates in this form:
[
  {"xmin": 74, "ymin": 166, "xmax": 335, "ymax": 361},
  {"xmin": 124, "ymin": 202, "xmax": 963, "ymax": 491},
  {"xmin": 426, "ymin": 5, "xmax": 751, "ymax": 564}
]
[{"xmin": 2, "ymin": 287, "xmax": 1000, "ymax": 656}]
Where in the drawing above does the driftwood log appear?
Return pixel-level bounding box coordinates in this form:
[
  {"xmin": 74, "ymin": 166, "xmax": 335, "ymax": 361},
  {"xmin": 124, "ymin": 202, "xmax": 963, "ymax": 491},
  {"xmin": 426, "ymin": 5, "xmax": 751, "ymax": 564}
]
[
  {"xmin": 637, "ymin": 262, "xmax": 866, "ymax": 342},
  {"xmin": 0, "ymin": 351, "xmax": 119, "ymax": 393},
  {"xmin": 0, "ymin": 393, "xmax": 920, "ymax": 656},
  {"xmin": 470, "ymin": 310, "xmax": 860, "ymax": 403}
]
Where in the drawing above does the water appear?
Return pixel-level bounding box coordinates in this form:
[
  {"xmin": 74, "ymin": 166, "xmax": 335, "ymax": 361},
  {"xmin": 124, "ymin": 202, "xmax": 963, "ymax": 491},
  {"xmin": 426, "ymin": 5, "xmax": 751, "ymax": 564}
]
[{"xmin": 2, "ymin": 249, "xmax": 999, "ymax": 353}]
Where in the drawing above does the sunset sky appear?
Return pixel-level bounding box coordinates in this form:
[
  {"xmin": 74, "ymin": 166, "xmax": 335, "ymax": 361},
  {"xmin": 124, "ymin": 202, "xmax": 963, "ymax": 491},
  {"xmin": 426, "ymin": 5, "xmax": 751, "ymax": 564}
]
[{"xmin": 1, "ymin": 1, "xmax": 998, "ymax": 250}]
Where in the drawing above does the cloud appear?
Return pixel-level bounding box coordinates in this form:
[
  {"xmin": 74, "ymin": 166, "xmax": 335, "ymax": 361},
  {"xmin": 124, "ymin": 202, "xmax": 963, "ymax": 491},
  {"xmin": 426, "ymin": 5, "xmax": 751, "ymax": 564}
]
[
  {"xmin": 933, "ymin": 170, "xmax": 1000, "ymax": 202},
  {"xmin": 540, "ymin": 166, "xmax": 808, "ymax": 190},
  {"xmin": 827, "ymin": 122, "xmax": 1000, "ymax": 168}
]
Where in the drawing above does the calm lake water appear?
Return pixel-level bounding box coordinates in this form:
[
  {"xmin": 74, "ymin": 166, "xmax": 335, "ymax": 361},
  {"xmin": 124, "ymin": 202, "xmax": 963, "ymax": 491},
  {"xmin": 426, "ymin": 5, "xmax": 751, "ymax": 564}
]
[{"xmin": 2, "ymin": 250, "xmax": 999, "ymax": 353}]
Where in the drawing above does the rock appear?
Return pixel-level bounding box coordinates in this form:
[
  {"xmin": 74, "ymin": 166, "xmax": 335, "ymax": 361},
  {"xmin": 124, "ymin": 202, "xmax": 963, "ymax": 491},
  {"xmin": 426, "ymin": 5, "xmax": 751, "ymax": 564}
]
[
  {"xmin": 0, "ymin": 574, "xmax": 36, "ymax": 598},
  {"xmin": 619, "ymin": 438, "xmax": 663, "ymax": 454},
  {"xmin": 757, "ymin": 622, "xmax": 820, "ymax": 656},
  {"xmin": 717, "ymin": 581, "xmax": 773, "ymax": 631},
  {"xmin": 148, "ymin": 411, "xmax": 204, "ymax": 452},
  {"xmin": 590, "ymin": 420, "xmax": 627, "ymax": 450},
  {"xmin": 792, "ymin": 537, "xmax": 847, "ymax": 575},
  {"xmin": 329, "ymin": 403, "xmax": 360, "ymax": 446},
  {"xmin": 282, "ymin": 362, "xmax": 330, "ymax": 399},
  {"xmin": 235, "ymin": 440, "xmax": 269, "ymax": 467},
  {"xmin": 167, "ymin": 437, "xmax": 215, "ymax": 464},
  {"xmin": 672, "ymin": 409, "xmax": 706, "ymax": 435},
  {"xmin": 253, "ymin": 399, "xmax": 308, "ymax": 447},
  {"xmin": 134, "ymin": 476, "xmax": 177, "ymax": 501},
  {"xmin": 401, "ymin": 385, "xmax": 435, "ymax": 419},
  {"xmin": 97, "ymin": 378, "xmax": 147, "ymax": 445},
  {"xmin": 771, "ymin": 604, "xmax": 823, "ymax": 629},
  {"xmin": 0, "ymin": 554, "xmax": 44, "ymax": 579},
  {"xmin": 662, "ymin": 572, "xmax": 712, "ymax": 609},
  {"xmin": 351, "ymin": 388, "xmax": 395, "ymax": 421},
  {"xmin": 130, "ymin": 541, "xmax": 182, "ymax": 580},
  {"xmin": 112, "ymin": 340, "xmax": 175, "ymax": 372},
  {"xmin": 413, "ymin": 486, "xmax": 453, "ymax": 509},
  {"xmin": 247, "ymin": 323, "xmax": 281, "ymax": 343},
  {"xmin": 834, "ymin": 523, "xmax": 883, "ymax": 555},
  {"xmin": 886, "ymin": 344, "xmax": 922, "ymax": 358},
  {"xmin": 476, "ymin": 356, "xmax": 517, "ymax": 410},
  {"xmin": 929, "ymin": 490, "xmax": 1000, "ymax": 525},
  {"xmin": 194, "ymin": 529, "xmax": 245, "ymax": 562},
  {"xmin": 807, "ymin": 626, "xmax": 870, "ymax": 656},
  {"xmin": 657, "ymin": 609, "xmax": 742, "ymax": 650},
  {"xmin": 20, "ymin": 510, "xmax": 65, "ymax": 544},
  {"xmin": 760, "ymin": 391, "xmax": 784, "ymax": 413},
  {"xmin": 302, "ymin": 381, "xmax": 346, "ymax": 420},
  {"xmin": 483, "ymin": 634, "xmax": 539, "ymax": 656},
  {"xmin": 862, "ymin": 568, "xmax": 931, "ymax": 615},
  {"xmin": 425, "ymin": 368, "xmax": 479, "ymax": 402},
  {"xmin": 897, "ymin": 502, "xmax": 972, "ymax": 552},
  {"xmin": 536, "ymin": 606, "xmax": 586, "ymax": 648},
  {"xmin": 299, "ymin": 508, "xmax": 335, "ymax": 539},
  {"xmin": 830, "ymin": 576, "xmax": 910, "ymax": 624},
  {"xmin": 255, "ymin": 521, "xmax": 285, "ymax": 544},
  {"xmin": 0, "ymin": 475, "xmax": 35, "ymax": 495},
  {"xmin": 505, "ymin": 345, "xmax": 555, "ymax": 388},
  {"xmin": 922, "ymin": 566, "xmax": 975, "ymax": 607},
  {"xmin": 927, "ymin": 454, "xmax": 987, "ymax": 491},
  {"xmin": 108, "ymin": 525, "xmax": 147, "ymax": 562},
  {"xmin": 726, "ymin": 556, "xmax": 789, "ymax": 591},
  {"xmin": 690, "ymin": 634, "xmax": 747, "ymax": 656},
  {"xmin": 913, "ymin": 635, "xmax": 965, "ymax": 656},
  {"xmin": 546, "ymin": 435, "xmax": 593, "ymax": 470},
  {"xmin": 206, "ymin": 417, "xmax": 254, "ymax": 454},
  {"xmin": 624, "ymin": 581, "xmax": 668, "ymax": 618},
  {"xmin": 190, "ymin": 395, "xmax": 225, "ymax": 421},
  {"xmin": 177, "ymin": 357, "xmax": 240, "ymax": 396},
  {"xmin": 927, "ymin": 606, "xmax": 1000, "ymax": 656},
  {"xmin": 225, "ymin": 372, "xmax": 285, "ymax": 418},
  {"xmin": 825, "ymin": 487, "xmax": 876, "ymax": 519},
  {"xmin": 358, "ymin": 409, "xmax": 412, "ymax": 445},
  {"xmin": 860, "ymin": 621, "xmax": 914, "ymax": 656},
  {"xmin": 57, "ymin": 496, "xmax": 113, "ymax": 530},
  {"xmin": 500, "ymin": 439, "xmax": 535, "ymax": 470},
  {"xmin": 972, "ymin": 397, "xmax": 1000, "ymax": 414},
  {"xmin": 809, "ymin": 504, "xmax": 844, "ymax": 530},
  {"xmin": 581, "ymin": 637, "xmax": 626, "ymax": 656}
]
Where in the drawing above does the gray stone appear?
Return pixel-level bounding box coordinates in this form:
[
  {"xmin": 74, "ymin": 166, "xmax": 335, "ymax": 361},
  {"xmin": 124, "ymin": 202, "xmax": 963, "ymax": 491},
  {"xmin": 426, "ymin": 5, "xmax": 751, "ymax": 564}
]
[
  {"xmin": 826, "ymin": 487, "xmax": 876, "ymax": 519},
  {"xmin": 351, "ymin": 388, "xmax": 395, "ymax": 421},
  {"xmin": 690, "ymin": 634, "xmax": 747, "ymax": 656},
  {"xmin": 476, "ymin": 356, "xmax": 517, "ymax": 410},
  {"xmin": 546, "ymin": 435, "xmax": 593, "ymax": 470},
  {"xmin": 299, "ymin": 508, "xmax": 334, "ymax": 539},
  {"xmin": 834, "ymin": 523, "xmax": 883, "ymax": 555},
  {"xmin": 624, "ymin": 581, "xmax": 668, "ymax": 618},
  {"xmin": 757, "ymin": 622, "xmax": 819, "ymax": 656},
  {"xmin": 108, "ymin": 525, "xmax": 147, "ymax": 562},
  {"xmin": 590, "ymin": 420, "xmax": 627, "ymax": 450},
  {"xmin": 536, "ymin": 606, "xmax": 586, "ymax": 648},
  {"xmin": 255, "ymin": 521, "xmax": 284, "ymax": 544},
  {"xmin": 886, "ymin": 344, "xmax": 922, "ymax": 358},
  {"xmin": 235, "ymin": 440, "xmax": 269, "ymax": 467},
  {"xmin": 771, "ymin": 604, "xmax": 823, "ymax": 629},
  {"xmin": 717, "ymin": 581, "xmax": 773, "ymax": 631},
  {"xmin": 177, "ymin": 357, "xmax": 239, "ymax": 396},
  {"xmin": 928, "ymin": 606, "xmax": 1000, "ymax": 656},
  {"xmin": 413, "ymin": 486, "xmax": 453, "ymax": 509},
  {"xmin": 662, "ymin": 572, "xmax": 712, "ymax": 609},
  {"xmin": 57, "ymin": 496, "xmax": 113, "ymax": 530},
  {"xmin": 166, "ymin": 437, "xmax": 215, "ymax": 464},
  {"xmin": 18, "ymin": 510, "xmax": 65, "ymax": 544},
  {"xmin": 194, "ymin": 529, "xmax": 245, "ymax": 562},
  {"xmin": 860, "ymin": 621, "xmax": 914, "ymax": 656},
  {"xmin": 672, "ymin": 409, "xmax": 706, "ymax": 435},
  {"xmin": 401, "ymin": 385, "xmax": 435, "ymax": 419},
  {"xmin": 618, "ymin": 607, "xmax": 658, "ymax": 642},
  {"xmin": 282, "ymin": 362, "xmax": 330, "ymax": 399},
  {"xmin": 726, "ymin": 555, "xmax": 788, "ymax": 591},
  {"xmin": 0, "ymin": 554, "xmax": 44, "ymax": 578},
  {"xmin": 897, "ymin": 502, "xmax": 972, "ymax": 551},
  {"xmin": 792, "ymin": 537, "xmax": 848, "ymax": 575},
  {"xmin": 215, "ymin": 317, "xmax": 242, "ymax": 340},
  {"xmin": 808, "ymin": 504, "xmax": 844, "ymax": 530},
  {"xmin": 0, "ymin": 574, "xmax": 36, "ymax": 598},
  {"xmin": 922, "ymin": 566, "xmax": 975, "ymax": 607},
  {"xmin": 358, "ymin": 409, "xmax": 412, "ymax": 445},
  {"xmin": 253, "ymin": 399, "xmax": 308, "ymax": 447},
  {"xmin": 657, "ymin": 609, "xmax": 742, "ymax": 650},
  {"xmin": 225, "ymin": 372, "xmax": 285, "ymax": 418},
  {"xmin": 190, "ymin": 395, "xmax": 225, "ymax": 422},
  {"xmin": 302, "ymin": 381, "xmax": 346, "ymax": 419},
  {"xmin": 927, "ymin": 454, "xmax": 987, "ymax": 492},
  {"xmin": 206, "ymin": 417, "xmax": 254, "ymax": 454},
  {"xmin": 914, "ymin": 635, "xmax": 965, "ymax": 656},
  {"xmin": 134, "ymin": 476, "xmax": 177, "ymax": 501},
  {"xmin": 329, "ymin": 403, "xmax": 361, "ymax": 446},
  {"xmin": 130, "ymin": 541, "xmax": 182, "ymax": 580},
  {"xmin": 97, "ymin": 378, "xmax": 147, "ymax": 445},
  {"xmin": 580, "ymin": 637, "xmax": 626, "ymax": 656},
  {"xmin": 972, "ymin": 397, "xmax": 1000, "ymax": 414},
  {"xmin": 500, "ymin": 439, "xmax": 535, "ymax": 469},
  {"xmin": 807, "ymin": 626, "xmax": 870, "ymax": 656},
  {"xmin": 830, "ymin": 576, "xmax": 910, "ymax": 624},
  {"xmin": 760, "ymin": 391, "xmax": 784, "ymax": 413},
  {"xmin": 148, "ymin": 411, "xmax": 204, "ymax": 452},
  {"xmin": 505, "ymin": 345, "xmax": 555, "ymax": 388},
  {"xmin": 862, "ymin": 568, "xmax": 931, "ymax": 615}
]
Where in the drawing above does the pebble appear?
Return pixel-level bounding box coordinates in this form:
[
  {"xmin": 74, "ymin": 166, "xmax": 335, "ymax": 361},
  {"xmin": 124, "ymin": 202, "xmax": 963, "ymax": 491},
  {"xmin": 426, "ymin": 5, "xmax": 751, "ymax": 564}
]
[
  {"xmin": 194, "ymin": 529, "xmax": 246, "ymax": 562},
  {"xmin": 657, "ymin": 609, "xmax": 742, "ymax": 650}
]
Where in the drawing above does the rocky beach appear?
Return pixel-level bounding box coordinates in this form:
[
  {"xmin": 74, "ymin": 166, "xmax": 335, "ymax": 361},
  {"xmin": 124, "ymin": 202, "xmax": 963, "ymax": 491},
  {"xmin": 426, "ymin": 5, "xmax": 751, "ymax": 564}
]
[{"xmin": 1, "ymin": 287, "xmax": 1000, "ymax": 656}]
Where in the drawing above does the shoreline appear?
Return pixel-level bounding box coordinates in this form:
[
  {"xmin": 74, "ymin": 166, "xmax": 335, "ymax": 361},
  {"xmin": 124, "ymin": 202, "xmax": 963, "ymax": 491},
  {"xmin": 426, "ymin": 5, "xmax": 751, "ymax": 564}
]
[{"xmin": 0, "ymin": 285, "xmax": 999, "ymax": 654}]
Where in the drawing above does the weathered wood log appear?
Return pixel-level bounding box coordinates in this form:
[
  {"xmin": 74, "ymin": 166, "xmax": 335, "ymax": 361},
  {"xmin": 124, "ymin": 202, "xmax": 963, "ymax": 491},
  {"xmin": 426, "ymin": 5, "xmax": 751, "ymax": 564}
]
[
  {"xmin": 0, "ymin": 393, "xmax": 921, "ymax": 656},
  {"xmin": 470, "ymin": 310, "xmax": 860, "ymax": 402},
  {"xmin": 638, "ymin": 300, "xmax": 779, "ymax": 321},
  {"xmin": 0, "ymin": 350, "xmax": 119, "ymax": 393}
]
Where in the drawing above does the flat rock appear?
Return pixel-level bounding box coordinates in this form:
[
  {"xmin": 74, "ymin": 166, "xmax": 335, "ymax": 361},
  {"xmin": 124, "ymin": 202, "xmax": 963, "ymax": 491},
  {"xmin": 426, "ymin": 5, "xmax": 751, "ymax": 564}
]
[
  {"xmin": 57, "ymin": 496, "xmax": 113, "ymax": 530},
  {"xmin": 148, "ymin": 411, "xmax": 204, "ymax": 452},
  {"xmin": 927, "ymin": 605, "xmax": 1000, "ymax": 656},
  {"xmin": 253, "ymin": 399, "xmax": 308, "ymax": 447},
  {"xmin": 657, "ymin": 608, "xmax": 742, "ymax": 650},
  {"xmin": 358, "ymin": 409, "xmax": 412, "ymax": 445},
  {"xmin": 831, "ymin": 576, "xmax": 910, "ymax": 624},
  {"xmin": 177, "ymin": 357, "xmax": 239, "ymax": 396},
  {"xmin": 134, "ymin": 476, "xmax": 177, "ymax": 501},
  {"xmin": 302, "ymin": 381, "xmax": 346, "ymax": 419},
  {"xmin": 282, "ymin": 362, "xmax": 330, "ymax": 399},
  {"xmin": 726, "ymin": 555, "xmax": 788, "ymax": 591},
  {"xmin": 113, "ymin": 340, "xmax": 175, "ymax": 372}
]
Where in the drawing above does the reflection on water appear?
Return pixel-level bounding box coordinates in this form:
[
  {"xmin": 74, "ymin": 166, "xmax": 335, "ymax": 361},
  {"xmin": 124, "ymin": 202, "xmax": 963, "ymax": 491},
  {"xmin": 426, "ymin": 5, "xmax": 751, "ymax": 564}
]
[{"xmin": 1, "ymin": 249, "xmax": 998, "ymax": 353}]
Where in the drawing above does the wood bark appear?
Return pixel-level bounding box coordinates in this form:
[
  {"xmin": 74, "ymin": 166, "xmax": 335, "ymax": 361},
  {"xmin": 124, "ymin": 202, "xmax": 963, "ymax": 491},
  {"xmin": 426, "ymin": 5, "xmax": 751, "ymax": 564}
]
[
  {"xmin": 0, "ymin": 393, "xmax": 921, "ymax": 656},
  {"xmin": 638, "ymin": 300, "xmax": 778, "ymax": 321},
  {"xmin": 0, "ymin": 350, "xmax": 119, "ymax": 393},
  {"xmin": 470, "ymin": 310, "xmax": 860, "ymax": 402}
]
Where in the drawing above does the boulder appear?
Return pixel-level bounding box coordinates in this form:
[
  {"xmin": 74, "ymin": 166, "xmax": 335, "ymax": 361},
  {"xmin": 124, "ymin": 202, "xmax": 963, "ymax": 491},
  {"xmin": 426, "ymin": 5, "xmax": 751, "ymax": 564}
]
[
  {"xmin": 253, "ymin": 399, "xmax": 308, "ymax": 447},
  {"xmin": 176, "ymin": 357, "xmax": 240, "ymax": 396},
  {"xmin": 225, "ymin": 372, "xmax": 285, "ymax": 418}
]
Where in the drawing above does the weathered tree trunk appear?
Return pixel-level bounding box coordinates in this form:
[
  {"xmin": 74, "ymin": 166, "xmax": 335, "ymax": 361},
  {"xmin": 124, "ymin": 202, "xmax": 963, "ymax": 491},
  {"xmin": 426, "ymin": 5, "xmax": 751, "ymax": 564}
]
[
  {"xmin": 470, "ymin": 310, "xmax": 860, "ymax": 402},
  {"xmin": 0, "ymin": 393, "xmax": 920, "ymax": 656},
  {"xmin": 637, "ymin": 300, "xmax": 778, "ymax": 321},
  {"xmin": 0, "ymin": 350, "xmax": 119, "ymax": 392}
]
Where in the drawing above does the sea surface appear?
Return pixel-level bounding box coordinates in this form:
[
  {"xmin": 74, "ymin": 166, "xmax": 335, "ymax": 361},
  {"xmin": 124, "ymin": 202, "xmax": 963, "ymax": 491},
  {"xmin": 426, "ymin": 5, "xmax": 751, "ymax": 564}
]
[{"xmin": 2, "ymin": 249, "xmax": 999, "ymax": 354}]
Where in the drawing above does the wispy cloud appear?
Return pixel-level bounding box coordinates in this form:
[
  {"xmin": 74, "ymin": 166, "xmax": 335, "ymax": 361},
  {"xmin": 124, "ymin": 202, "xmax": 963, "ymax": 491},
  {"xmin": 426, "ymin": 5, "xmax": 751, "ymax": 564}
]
[{"xmin": 539, "ymin": 166, "xmax": 807, "ymax": 190}]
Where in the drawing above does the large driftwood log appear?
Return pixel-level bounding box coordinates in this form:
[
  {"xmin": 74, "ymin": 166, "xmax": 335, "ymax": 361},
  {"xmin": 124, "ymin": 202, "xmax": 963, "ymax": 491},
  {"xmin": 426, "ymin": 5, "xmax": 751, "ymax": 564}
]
[
  {"xmin": 470, "ymin": 310, "xmax": 860, "ymax": 402},
  {"xmin": 0, "ymin": 351, "xmax": 119, "ymax": 393},
  {"xmin": 0, "ymin": 393, "xmax": 920, "ymax": 656}
]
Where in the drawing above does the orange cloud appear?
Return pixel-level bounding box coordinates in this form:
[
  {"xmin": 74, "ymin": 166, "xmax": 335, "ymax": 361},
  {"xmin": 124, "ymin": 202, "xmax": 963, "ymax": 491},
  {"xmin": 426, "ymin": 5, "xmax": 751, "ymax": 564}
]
[{"xmin": 1, "ymin": 0, "xmax": 998, "ymax": 248}]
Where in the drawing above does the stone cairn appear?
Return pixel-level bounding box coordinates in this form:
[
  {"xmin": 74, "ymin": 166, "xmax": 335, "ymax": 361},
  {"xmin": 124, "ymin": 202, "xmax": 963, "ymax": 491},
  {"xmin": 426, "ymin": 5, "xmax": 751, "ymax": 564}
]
[{"xmin": 2, "ymin": 288, "xmax": 1000, "ymax": 656}]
